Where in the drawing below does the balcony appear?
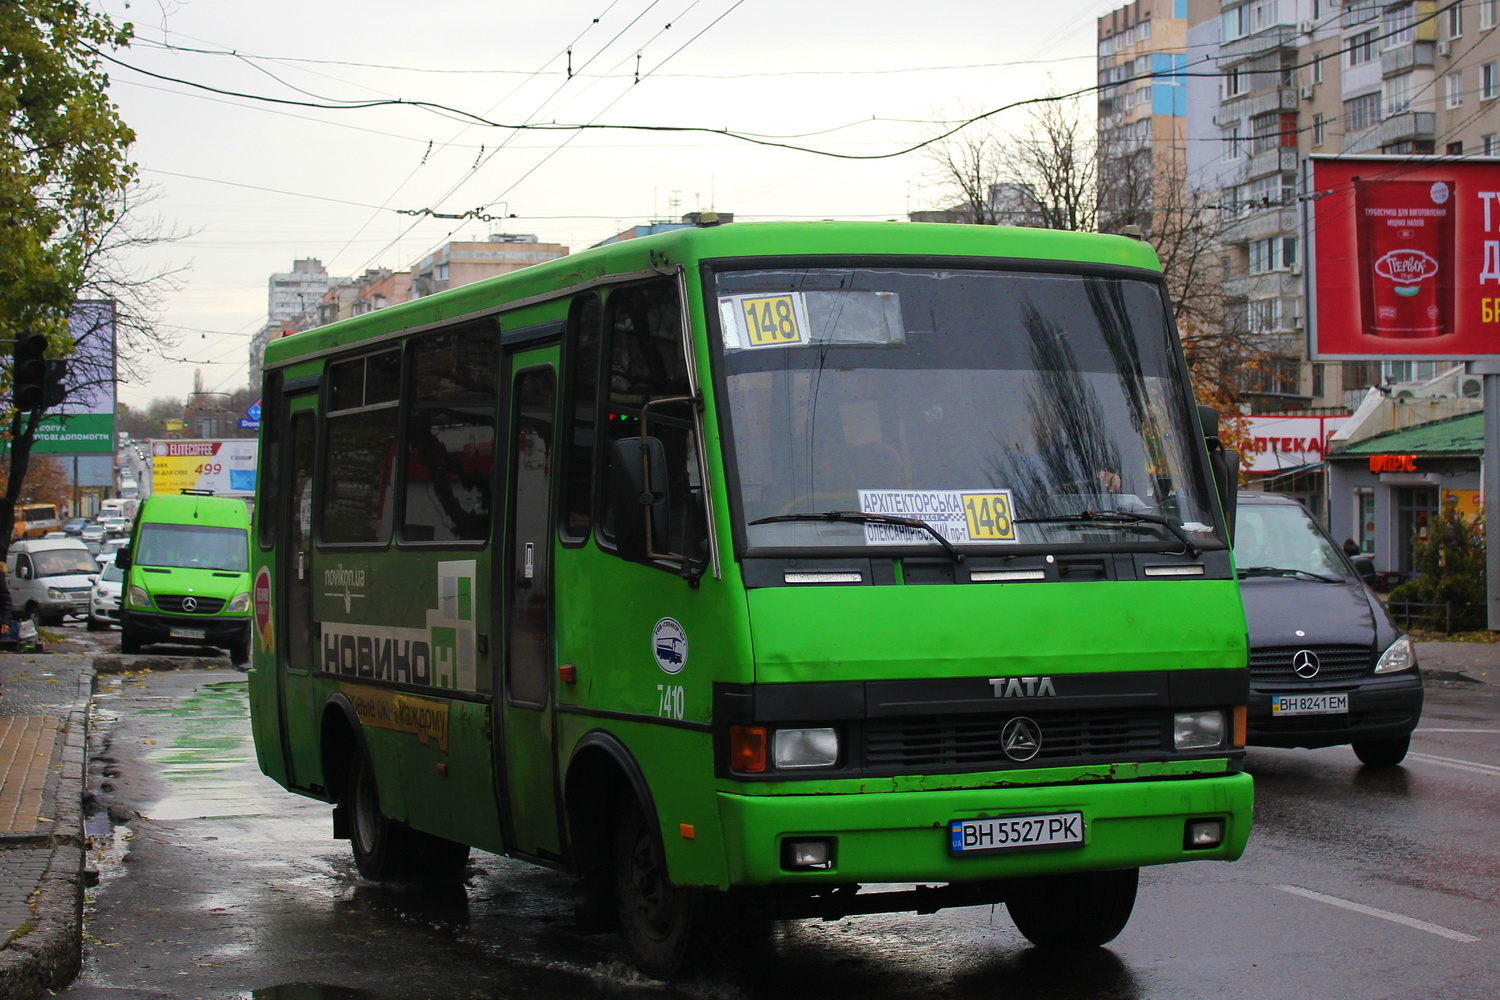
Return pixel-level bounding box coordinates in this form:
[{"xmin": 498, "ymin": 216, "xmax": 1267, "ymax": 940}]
[
  {"xmin": 1217, "ymin": 25, "xmax": 1299, "ymax": 64},
  {"xmin": 1220, "ymin": 86, "xmax": 1300, "ymax": 118},
  {"xmin": 1382, "ymin": 41, "xmax": 1436, "ymax": 76},
  {"xmin": 1246, "ymin": 147, "xmax": 1300, "ymax": 179},
  {"xmin": 1376, "ymin": 110, "xmax": 1436, "ymax": 145}
]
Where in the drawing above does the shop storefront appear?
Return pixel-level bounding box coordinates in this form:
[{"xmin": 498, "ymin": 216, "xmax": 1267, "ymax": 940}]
[{"xmin": 1325, "ymin": 412, "xmax": 1482, "ymax": 586}]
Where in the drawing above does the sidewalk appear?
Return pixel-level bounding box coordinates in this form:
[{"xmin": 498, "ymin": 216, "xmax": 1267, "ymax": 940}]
[{"xmin": 0, "ymin": 651, "xmax": 93, "ymax": 1000}]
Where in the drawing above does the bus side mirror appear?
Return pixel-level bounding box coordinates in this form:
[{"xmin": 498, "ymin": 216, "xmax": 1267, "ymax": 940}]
[
  {"xmin": 607, "ymin": 436, "xmax": 670, "ymax": 562},
  {"xmin": 115, "ymin": 547, "xmax": 131, "ymax": 570},
  {"xmin": 1198, "ymin": 405, "xmax": 1239, "ymax": 543}
]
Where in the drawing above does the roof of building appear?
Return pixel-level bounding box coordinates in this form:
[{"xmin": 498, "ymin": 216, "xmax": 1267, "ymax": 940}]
[{"xmin": 1329, "ymin": 410, "xmax": 1484, "ymax": 458}]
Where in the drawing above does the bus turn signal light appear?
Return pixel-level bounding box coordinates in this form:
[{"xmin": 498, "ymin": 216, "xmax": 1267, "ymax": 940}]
[
  {"xmin": 1232, "ymin": 705, "xmax": 1247, "ymax": 748},
  {"xmin": 730, "ymin": 725, "xmax": 767, "ymax": 773}
]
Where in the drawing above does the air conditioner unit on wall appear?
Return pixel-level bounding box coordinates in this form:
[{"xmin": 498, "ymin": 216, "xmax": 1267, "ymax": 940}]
[
  {"xmin": 1460, "ymin": 375, "xmax": 1484, "ymax": 399},
  {"xmin": 1438, "ymin": 41, "xmax": 1452, "ymax": 56},
  {"xmin": 1300, "ymin": 85, "xmax": 1314, "ymax": 99},
  {"xmin": 1299, "ymin": 20, "xmax": 1315, "ymax": 34}
]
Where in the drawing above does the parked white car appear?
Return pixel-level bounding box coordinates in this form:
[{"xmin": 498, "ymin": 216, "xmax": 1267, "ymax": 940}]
[{"xmin": 87, "ymin": 555, "xmax": 124, "ymax": 631}]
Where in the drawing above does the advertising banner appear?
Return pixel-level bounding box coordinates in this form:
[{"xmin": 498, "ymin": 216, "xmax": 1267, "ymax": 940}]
[
  {"xmin": 150, "ymin": 439, "xmax": 258, "ymax": 495},
  {"xmin": 1242, "ymin": 414, "xmax": 1350, "ymax": 474},
  {"xmin": 14, "ymin": 300, "xmax": 117, "ymax": 455},
  {"xmin": 1307, "ymin": 156, "xmax": 1500, "ymax": 359}
]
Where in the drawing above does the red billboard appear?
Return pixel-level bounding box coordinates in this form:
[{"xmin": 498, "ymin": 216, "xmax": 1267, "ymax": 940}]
[{"xmin": 1306, "ymin": 155, "xmax": 1500, "ymax": 359}]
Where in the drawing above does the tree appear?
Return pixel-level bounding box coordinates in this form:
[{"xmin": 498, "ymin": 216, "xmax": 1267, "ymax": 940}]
[
  {"xmin": 2, "ymin": 1, "xmax": 137, "ymax": 558},
  {"xmin": 1389, "ymin": 499, "xmax": 1487, "ymax": 632}
]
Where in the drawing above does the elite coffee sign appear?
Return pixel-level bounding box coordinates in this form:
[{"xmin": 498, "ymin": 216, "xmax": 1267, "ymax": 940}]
[{"xmin": 1307, "ymin": 156, "xmax": 1500, "ymax": 358}]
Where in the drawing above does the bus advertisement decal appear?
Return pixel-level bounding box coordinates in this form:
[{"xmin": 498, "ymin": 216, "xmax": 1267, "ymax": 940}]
[
  {"xmin": 253, "ymin": 566, "xmax": 274, "ymax": 653},
  {"xmin": 341, "ymin": 683, "xmax": 450, "ymax": 752},
  {"xmin": 652, "ymin": 618, "xmax": 688, "ymax": 674},
  {"xmin": 320, "ymin": 560, "xmax": 478, "ymax": 691},
  {"xmin": 858, "ymin": 489, "xmax": 1017, "ymax": 544}
]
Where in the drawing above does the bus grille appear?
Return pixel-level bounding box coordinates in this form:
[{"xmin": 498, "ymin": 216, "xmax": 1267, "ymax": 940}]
[
  {"xmin": 1249, "ymin": 645, "xmax": 1372, "ymax": 683},
  {"xmin": 863, "ymin": 709, "xmax": 1164, "ymax": 770},
  {"xmin": 155, "ymin": 595, "xmax": 227, "ymax": 615}
]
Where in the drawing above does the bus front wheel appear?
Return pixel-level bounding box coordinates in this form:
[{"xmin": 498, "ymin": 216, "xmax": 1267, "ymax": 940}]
[
  {"xmin": 347, "ymin": 751, "xmax": 469, "ymax": 883},
  {"xmin": 614, "ymin": 802, "xmax": 699, "ymax": 979},
  {"xmin": 1006, "ymin": 868, "xmax": 1139, "ymax": 949}
]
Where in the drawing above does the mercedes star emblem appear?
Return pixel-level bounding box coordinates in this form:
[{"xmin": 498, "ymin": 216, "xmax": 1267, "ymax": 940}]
[
  {"xmin": 1001, "ymin": 717, "xmax": 1043, "ymax": 761},
  {"xmin": 181, "ymin": 597, "xmax": 198, "ymax": 612},
  {"xmin": 1291, "ymin": 648, "xmax": 1320, "ymax": 679}
]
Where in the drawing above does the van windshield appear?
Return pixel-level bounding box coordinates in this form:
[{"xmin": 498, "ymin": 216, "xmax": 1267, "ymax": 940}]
[
  {"xmin": 714, "ymin": 265, "xmax": 1218, "ymax": 554},
  {"xmin": 34, "ymin": 550, "xmax": 98, "ymax": 577},
  {"xmin": 136, "ymin": 523, "xmax": 249, "ymax": 572},
  {"xmin": 1233, "ymin": 503, "xmax": 1350, "ymax": 579}
]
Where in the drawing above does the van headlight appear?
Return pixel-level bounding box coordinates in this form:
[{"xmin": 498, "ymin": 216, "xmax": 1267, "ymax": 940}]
[
  {"xmin": 129, "ymin": 586, "xmax": 151, "ymax": 608},
  {"xmin": 47, "ymin": 587, "xmax": 67, "ymax": 600},
  {"xmin": 1374, "ymin": 635, "xmax": 1417, "ymax": 674},
  {"xmin": 227, "ymin": 592, "xmax": 251, "ymax": 613}
]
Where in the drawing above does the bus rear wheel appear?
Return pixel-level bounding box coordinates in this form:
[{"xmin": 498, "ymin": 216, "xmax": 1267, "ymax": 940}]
[
  {"xmin": 1006, "ymin": 868, "xmax": 1139, "ymax": 949},
  {"xmin": 347, "ymin": 752, "xmax": 469, "ymax": 883},
  {"xmin": 614, "ymin": 802, "xmax": 699, "ymax": 979}
]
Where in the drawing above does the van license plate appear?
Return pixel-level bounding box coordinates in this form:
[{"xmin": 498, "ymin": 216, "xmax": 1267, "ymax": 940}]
[
  {"xmin": 1271, "ymin": 693, "xmax": 1348, "ymax": 716},
  {"xmin": 170, "ymin": 627, "xmax": 206, "ymax": 640},
  {"xmin": 950, "ymin": 812, "xmax": 1084, "ymax": 854}
]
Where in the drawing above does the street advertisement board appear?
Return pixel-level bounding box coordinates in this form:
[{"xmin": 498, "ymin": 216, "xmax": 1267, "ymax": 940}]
[
  {"xmin": 150, "ymin": 439, "xmax": 258, "ymax": 496},
  {"xmin": 1242, "ymin": 414, "xmax": 1350, "ymax": 474},
  {"xmin": 1306, "ymin": 156, "xmax": 1500, "ymax": 359},
  {"xmin": 12, "ymin": 300, "xmax": 118, "ymax": 455}
]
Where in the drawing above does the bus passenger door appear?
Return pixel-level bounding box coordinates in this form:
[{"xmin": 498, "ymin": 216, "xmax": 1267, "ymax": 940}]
[
  {"xmin": 499, "ymin": 360, "xmax": 562, "ymax": 859},
  {"xmin": 276, "ymin": 402, "xmax": 319, "ymax": 785}
]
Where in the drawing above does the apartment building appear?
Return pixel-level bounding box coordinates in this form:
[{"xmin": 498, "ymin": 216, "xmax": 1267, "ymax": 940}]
[{"xmin": 409, "ymin": 235, "xmax": 569, "ymax": 298}]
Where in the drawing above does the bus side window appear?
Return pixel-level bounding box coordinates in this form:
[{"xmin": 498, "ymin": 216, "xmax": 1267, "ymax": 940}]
[
  {"xmin": 597, "ymin": 279, "xmax": 705, "ymax": 567},
  {"xmin": 321, "ymin": 350, "xmax": 401, "ymax": 545},
  {"xmin": 559, "ymin": 293, "xmax": 602, "ymax": 544}
]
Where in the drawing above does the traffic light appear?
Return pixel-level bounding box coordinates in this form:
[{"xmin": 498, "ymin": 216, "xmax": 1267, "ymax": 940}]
[
  {"xmin": 13, "ymin": 330, "xmax": 48, "ymax": 410},
  {"xmin": 11, "ymin": 331, "xmax": 68, "ymax": 412}
]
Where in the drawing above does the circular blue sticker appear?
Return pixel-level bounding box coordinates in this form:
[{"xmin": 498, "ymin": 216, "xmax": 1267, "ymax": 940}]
[{"xmin": 652, "ymin": 618, "xmax": 688, "ymax": 674}]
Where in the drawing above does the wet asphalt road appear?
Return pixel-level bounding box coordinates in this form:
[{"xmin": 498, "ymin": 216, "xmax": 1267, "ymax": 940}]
[{"xmin": 52, "ymin": 628, "xmax": 1500, "ymax": 1000}]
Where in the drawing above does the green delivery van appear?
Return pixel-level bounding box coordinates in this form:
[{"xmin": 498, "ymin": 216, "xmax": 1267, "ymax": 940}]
[{"xmin": 116, "ymin": 491, "xmax": 253, "ymax": 664}]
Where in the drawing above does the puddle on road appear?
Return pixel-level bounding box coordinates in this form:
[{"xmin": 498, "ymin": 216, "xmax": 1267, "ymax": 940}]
[
  {"xmin": 242, "ymin": 987, "xmax": 384, "ymax": 1000},
  {"xmin": 137, "ymin": 679, "xmax": 274, "ymax": 821}
]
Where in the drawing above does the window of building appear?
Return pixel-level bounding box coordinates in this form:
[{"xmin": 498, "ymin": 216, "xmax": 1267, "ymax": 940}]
[
  {"xmin": 1448, "ymin": 140, "xmax": 1465, "ymax": 154},
  {"xmin": 1484, "ymin": 134, "xmax": 1499, "ymax": 155},
  {"xmin": 1345, "ymin": 92, "xmax": 1382, "ymax": 131},
  {"xmin": 1312, "ymin": 363, "xmax": 1326, "ymax": 398},
  {"xmin": 1140, "ymin": 19, "xmax": 1151, "ymax": 39},
  {"xmin": 1241, "ymin": 354, "xmax": 1302, "ymax": 394},
  {"xmin": 1313, "ymin": 112, "xmax": 1326, "ymax": 146},
  {"xmin": 1383, "ymin": 3, "xmax": 1415, "ymax": 46},
  {"xmin": 1355, "ymin": 488, "xmax": 1375, "ymax": 555},
  {"xmin": 1448, "ymin": 1, "xmax": 1464, "ymax": 38},
  {"xmin": 1249, "ymin": 236, "xmax": 1298, "ymax": 274},
  {"xmin": 1342, "ymin": 0, "xmax": 1380, "ymax": 28},
  {"xmin": 1446, "ymin": 71, "xmax": 1466, "ymax": 108},
  {"xmin": 1483, "ymin": 62, "xmax": 1499, "ymax": 100},
  {"xmin": 1484, "ymin": 0, "xmax": 1499, "ymax": 31},
  {"xmin": 1385, "ymin": 72, "xmax": 1413, "ymax": 116},
  {"xmin": 1223, "ymin": 123, "xmax": 1243, "ymax": 160},
  {"xmin": 1225, "ymin": 65, "xmax": 1249, "ymax": 97},
  {"xmin": 1223, "ymin": 4, "xmax": 1249, "ymax": 42},
  {"xmin": 1347, "ymin": 30, "xmax": 1377, "ymax": 66},
  {"xmin": 1312, "ymin": 51, "xmax": 1325, "ymax": 83}
]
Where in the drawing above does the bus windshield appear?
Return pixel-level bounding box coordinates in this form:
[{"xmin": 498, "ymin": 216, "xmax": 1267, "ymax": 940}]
[{"xmin": 715, "ymin": 265, "xmax": 1219, "ymax": 554}]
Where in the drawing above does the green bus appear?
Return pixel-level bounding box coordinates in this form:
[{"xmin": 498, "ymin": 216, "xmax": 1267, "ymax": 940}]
[{"xmin": 248, "ymin": 220, "xmax": 1252, "ymax": 978}]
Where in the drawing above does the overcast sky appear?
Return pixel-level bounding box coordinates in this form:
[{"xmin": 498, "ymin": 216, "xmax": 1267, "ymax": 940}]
[{"xmin": 94, "ymin": 0, "xmax": 1125, "ymax": 409}]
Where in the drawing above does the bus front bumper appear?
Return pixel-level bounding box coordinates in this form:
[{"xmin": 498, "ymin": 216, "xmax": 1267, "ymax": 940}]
[{"xmin": 715, "ymin": 771, "xmax": 1253, "ymax": 886}]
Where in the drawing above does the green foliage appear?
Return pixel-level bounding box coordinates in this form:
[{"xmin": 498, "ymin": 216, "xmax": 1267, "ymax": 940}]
[
  {"xmin": 1388, "ymin": 497, "xmax": 1486, "ymax": 630},
  {"xmin": 1, "ymin": 1, "xmax": 136, "ymax": 349}
]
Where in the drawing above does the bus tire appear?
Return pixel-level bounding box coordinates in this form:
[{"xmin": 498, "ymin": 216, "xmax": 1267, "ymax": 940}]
[
  {"xmin": 228, "ymin": 628, "xmax": 250, "ymax": 667},
  {"xmin": 1006, "ymin": 868, "xmax": 1139, "ymax": 949},
  {"xmin": 614, "ymin": 801, "xmax": 699, "ymax": 979},
  {"xmin": 86, "ymin": 615, "xmax": 104, "ymax": 632},
  {"xmin": 348, "ymin": 750, "xmax": 403, "ymax": 881},
  {"xmin": 1353, "ymin": 736, "xmax": 1409, "ymax": 767}
]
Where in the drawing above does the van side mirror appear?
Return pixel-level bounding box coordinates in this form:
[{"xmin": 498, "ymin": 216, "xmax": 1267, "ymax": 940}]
[
  {"xmin": 115, "ymin": 547, "xmax": 131, "ymax": 570},
  {"xmin": 607, "ymin": 436, "xmax": 670, "ymax": 562},
  {"xmin": 1351, "ymin": 554, "xmax": 1377, "ymax": 586}
]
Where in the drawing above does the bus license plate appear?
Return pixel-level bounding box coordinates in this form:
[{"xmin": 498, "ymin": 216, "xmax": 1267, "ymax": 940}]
[
  {"xmin": 1271, "ymin": 693, "xmax": 1348, "ymax": 716},
  {"xmin": 170, "ymin": 627, "xmax": 206, "ymax": 640},
  {"xmin": 950, "ymin": 812, "xmax": 1084, "ymax": 855}
]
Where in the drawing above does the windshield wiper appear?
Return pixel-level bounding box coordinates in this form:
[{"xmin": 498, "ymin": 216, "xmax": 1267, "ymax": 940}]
[
  {"xmin": 1015, "ymin": 509, "xmax": 1202, "ymax": 558},
  {"xmin": 1236, "ymin": 565, "xmax": 1341, "ymax": 583},
  {"xmin": 750, "ymin": 510, "xmax": 963, "ymax": 563}
]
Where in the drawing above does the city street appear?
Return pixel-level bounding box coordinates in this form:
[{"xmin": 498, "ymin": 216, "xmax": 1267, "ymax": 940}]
[{"xmin": 46, "ymin": 625, "xmax": 1500, "ymax": 1000}]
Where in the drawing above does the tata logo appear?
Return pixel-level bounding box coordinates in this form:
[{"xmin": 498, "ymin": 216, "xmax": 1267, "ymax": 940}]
[
  {"xmin": 1375, "ymin": 249, "xmax": 1439, "ymax": 285},
  {"xmin": 989, "ymin": 676, "xmax": 1057, "ymax": 698},
  {"xmin": 1001, "ymin": 717, "xmax": 1043, "ymax": 761}
]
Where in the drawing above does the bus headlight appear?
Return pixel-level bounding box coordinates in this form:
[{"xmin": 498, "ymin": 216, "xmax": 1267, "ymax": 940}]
[
  {"xmin": 129, "ymin": 586, "xmax": 151, "ymax": 608},
  {"xmin": 1173, "ymin": 710, "xmax": 1227, "ymax": 750},
  {"xmin": 1374, "ymin": 635, "xmax": 1417, "ymax": 674},
  {"xmin": 773, "ymin": 728, "xmax": 840, "ymax": 769},
  {"xmin": 227, "ymin": 592, "xmax": 251, "ymax": 613}
]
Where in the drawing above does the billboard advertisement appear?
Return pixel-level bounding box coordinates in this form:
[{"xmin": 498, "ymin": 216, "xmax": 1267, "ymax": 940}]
[
  {"xmin": 7, "ymin": 300, "xmax": 118, "ymax": 455},
  {"xmin": 150, "ymin": 439, "xmax": 258, "ymax": 496},
  {"xmin": 1306, "ymin": 156, "xmax": 1500, "ymax": 359},
  {"xmin": 1242, "ymin": 414, "xmax": 1350, "ymax": 474}
]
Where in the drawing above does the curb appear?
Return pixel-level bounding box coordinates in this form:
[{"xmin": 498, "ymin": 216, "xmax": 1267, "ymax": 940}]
[
  {"xmin": 0, "ymin": 663, "xmax": 94, "ymax": 1000},
  {"xmin": 94, "ymin": 653, "xmax": 233, "ymax": 675},
  {"xmin": 1420, "ymin": 666, "xmax": 1485, "ymax": 685}
]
